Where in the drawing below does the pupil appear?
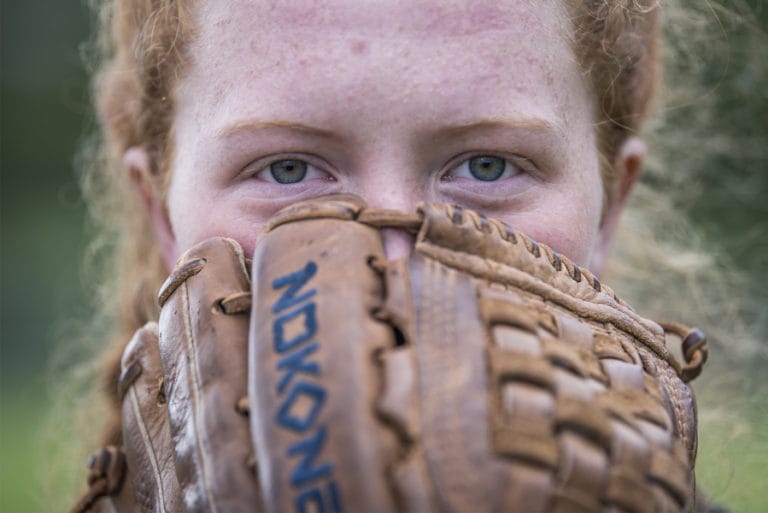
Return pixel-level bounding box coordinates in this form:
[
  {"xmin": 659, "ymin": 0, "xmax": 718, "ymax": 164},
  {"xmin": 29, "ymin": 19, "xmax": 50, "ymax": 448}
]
[
  {"xmin": 469, "ymin": 156, "xmax": 505, "ymax": 181},
  {"xmin": 270, "ymin": 160, "xmax": 308, "ymax": 184}
]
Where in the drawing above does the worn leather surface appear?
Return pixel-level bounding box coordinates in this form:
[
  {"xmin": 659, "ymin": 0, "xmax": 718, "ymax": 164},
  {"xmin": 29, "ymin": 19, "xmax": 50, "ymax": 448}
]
[
  {"xmin": 71, "ymin": 238, "xmax": 262, "ymax": 513},
  {"xmin": 250, "ymin": 194, "xmax": 701, "ymax": 513},
  {"xmin": 71, "ymin": 194, "xmax": 704, "ymax": 513}
]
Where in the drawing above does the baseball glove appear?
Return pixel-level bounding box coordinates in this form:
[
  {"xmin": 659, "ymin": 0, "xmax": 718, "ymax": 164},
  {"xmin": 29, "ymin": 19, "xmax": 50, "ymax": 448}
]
[{"xmin": 70, "ymin": 194, "xmax": 707, "ymax": 513}]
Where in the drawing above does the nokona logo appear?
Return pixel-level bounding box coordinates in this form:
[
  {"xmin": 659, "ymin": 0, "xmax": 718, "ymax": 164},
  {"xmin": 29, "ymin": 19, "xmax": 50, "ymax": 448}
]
[{"xmin": 271, "ymin": 261, "xmax": 344, "ymax": 513}]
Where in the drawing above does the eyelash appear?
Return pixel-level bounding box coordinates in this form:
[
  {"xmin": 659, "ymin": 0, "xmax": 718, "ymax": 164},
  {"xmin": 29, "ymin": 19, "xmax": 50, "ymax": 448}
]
[
  {"xmin": 250, "ymin": 155, "xmax": 335, "ymax": 185},
  {"xmin": 441, "ymin": 155, "xmax": 526, "ymax": 183},
  {"xmin": 250, "ymin": 153, "xmax": 533, "ymax": 185}
]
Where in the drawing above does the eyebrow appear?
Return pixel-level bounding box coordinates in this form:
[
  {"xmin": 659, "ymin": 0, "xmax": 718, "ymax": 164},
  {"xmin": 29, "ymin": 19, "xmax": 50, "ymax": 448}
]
[
  {"xmin": 215, "ymin": 120, "xmax": 337, "ymax": 140},
  {"xmin": 214, "ymin": 117, "xmax": 566, "ymax": 145},
  {"xmin": 434, "ymin": 118, "xmax": 566, "ymax": 140}
]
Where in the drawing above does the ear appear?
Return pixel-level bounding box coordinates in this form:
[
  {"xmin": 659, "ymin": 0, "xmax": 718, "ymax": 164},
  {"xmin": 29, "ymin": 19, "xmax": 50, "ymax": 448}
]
[
  {"xmin": 590, "ymin": 136, "xmax": 646, "ymax": 275},
  {"xmin": 124, "ymin": 147, "xmax": 178, "ymax": 270}
]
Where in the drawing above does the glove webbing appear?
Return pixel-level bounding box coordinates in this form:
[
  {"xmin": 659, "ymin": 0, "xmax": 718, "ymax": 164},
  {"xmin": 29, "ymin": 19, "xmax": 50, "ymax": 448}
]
[{"xmin": 369, "ymin": 258, "xmax": 693, "ymax": 513}]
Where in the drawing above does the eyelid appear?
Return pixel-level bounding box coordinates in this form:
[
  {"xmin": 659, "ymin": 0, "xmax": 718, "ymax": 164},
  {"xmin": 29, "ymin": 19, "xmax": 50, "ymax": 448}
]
[
  {"xmin": 441, "ymin": 151, "xmax": 539, "ymax": 180},
  {"xmin": 241, "ymin": 153, "xmax": 336, "ymax": 180}
]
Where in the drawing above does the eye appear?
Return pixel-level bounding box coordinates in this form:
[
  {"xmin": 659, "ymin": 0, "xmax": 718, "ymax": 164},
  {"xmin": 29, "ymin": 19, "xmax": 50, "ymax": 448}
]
[
  {"xmin": 445, "ymin": 155, "xmax": 522, "ymax": 182},
  {"xmin": 255, "ymin": 158, "xmax": 329, "ymax": 184}
]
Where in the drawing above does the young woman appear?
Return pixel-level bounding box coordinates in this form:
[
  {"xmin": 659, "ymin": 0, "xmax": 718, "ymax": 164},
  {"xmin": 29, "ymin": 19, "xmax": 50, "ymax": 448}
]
[{"xmin": 63, "ymin": 0, "xmax": 756, "ymax": 510}]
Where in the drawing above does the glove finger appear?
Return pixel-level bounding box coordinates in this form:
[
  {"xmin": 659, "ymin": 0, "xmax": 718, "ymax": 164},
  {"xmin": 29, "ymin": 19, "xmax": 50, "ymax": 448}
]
[
  {"xmin": 156, "ymin": 237, "xmax": 261, "ymax": 512},
  {"xmin": 249, "ymin": 197, "xmax": 399, "ymax": 513},
  {"xmin": 119, "ymin": 322, "xmax": 183, "ymax": 513}
]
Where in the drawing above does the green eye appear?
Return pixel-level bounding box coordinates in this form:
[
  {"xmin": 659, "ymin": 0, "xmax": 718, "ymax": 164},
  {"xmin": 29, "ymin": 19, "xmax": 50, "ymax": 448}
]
[
  {"xmin": 270, "ymin": 160, "xmax": 308, "ymax": 184},
  {"xmin": 468, "ymin": 156, "xmax": 506, "ymax": 181}
]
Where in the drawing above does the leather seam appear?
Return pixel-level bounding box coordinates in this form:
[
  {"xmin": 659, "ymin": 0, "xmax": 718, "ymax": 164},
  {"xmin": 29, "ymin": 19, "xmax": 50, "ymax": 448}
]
[
  {"xmin": 181, "ymin": 282, "xmax": 220, "ymax": 513},
  {"xmin": 129, "ymin": 388, "xmax": 167, "ymax": 513}
]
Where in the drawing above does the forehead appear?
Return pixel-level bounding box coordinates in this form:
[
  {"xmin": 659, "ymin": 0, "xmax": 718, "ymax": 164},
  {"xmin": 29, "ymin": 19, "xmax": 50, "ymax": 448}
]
[
  {"xmin": 189, "ymin": 0, "xmax": 574, "ymax": 81},
  {"xmin": 200, "ymin": 0, "xmax": 553, "ymax": 36},
  {"xmin": 180, "ymin": 0, "xmax": 587, "ymax": 138}
]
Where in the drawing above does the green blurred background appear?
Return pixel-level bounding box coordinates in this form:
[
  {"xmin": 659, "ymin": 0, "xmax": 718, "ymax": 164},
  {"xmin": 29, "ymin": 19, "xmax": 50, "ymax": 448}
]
[{"xmin": 1, "ymin": 1, "xmax": 766, "ymax": 512}]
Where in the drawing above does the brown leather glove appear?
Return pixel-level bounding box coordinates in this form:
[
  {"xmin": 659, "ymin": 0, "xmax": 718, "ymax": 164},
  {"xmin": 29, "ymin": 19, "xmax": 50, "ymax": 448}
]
[
  {"xmin": 71, "ymin": 194, "xmax": 707, "ymax": 513},
  {"xmin": 70, "ymin": 238, "xmax": 261, "ymax": 513}
]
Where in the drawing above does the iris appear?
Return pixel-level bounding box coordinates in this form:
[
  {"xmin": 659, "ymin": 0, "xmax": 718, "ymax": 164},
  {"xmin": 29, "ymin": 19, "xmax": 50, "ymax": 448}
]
[
  {"xmin": 468, "ymin": 156, "xmax": 506, "ymax": 181},
  {"xmin": 270, "ymin": 160, "xmax": 308, "ymax": 184}
]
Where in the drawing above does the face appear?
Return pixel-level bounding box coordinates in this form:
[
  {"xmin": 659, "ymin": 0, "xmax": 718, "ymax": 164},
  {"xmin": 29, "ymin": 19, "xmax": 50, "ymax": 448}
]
[{"xmin": 138, "ymin": 0, "xmax": 634, "ymax": 272}]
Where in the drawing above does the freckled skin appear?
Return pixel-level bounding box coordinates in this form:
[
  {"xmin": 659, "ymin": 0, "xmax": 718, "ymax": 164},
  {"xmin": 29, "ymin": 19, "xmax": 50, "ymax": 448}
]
[
  {"xmin": 350, "ymin": 40, "xmax": 368, "ymax": 55},
  {"xmin": 161, "ymin": 0, "xmax": 610, "ymax": 270}
]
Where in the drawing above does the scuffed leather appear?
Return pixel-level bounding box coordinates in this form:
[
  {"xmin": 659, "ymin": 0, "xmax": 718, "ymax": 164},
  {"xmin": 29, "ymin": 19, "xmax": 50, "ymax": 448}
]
[
  {"xmin": 71, "ymin": 238, "xmax": 263, "ymax": 513},
  {"xmin": 71, "ymin": 194, "xmax": 703, "ymax": 513},
  {"xmin": 249, "ymin": 194, "xmax": 701, "ymax": 513},
  {"xmin": 155, "ymin": 238, "xmax": 261, "ymax": 512},
  {"xmin": 121, "ymin": 324, "xmax": 183, "ymax": 512}
]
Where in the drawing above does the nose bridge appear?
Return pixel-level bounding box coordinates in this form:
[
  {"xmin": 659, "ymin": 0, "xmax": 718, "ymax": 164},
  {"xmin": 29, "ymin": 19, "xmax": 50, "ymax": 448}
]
[
  {"xmin": 363, "ymin": 181, "xmax": 419, "ymax": 212},
  {"xmin": 349, "ymin": 157, "xmax": 421, "ymax": 260},
  {"xmin": 352, "ymin": 156, "xmax": 423, "ymax": 214}
]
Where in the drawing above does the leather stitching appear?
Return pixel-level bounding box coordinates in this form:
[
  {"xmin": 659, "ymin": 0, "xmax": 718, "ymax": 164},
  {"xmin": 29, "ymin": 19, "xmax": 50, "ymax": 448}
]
[
  {"xmin": 129, "ymin": 389, "xmax": 167, "ymax": 513},
  {"xmin": 181, "ymin": 282, "xmax": 219, "ymax": 513}
]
